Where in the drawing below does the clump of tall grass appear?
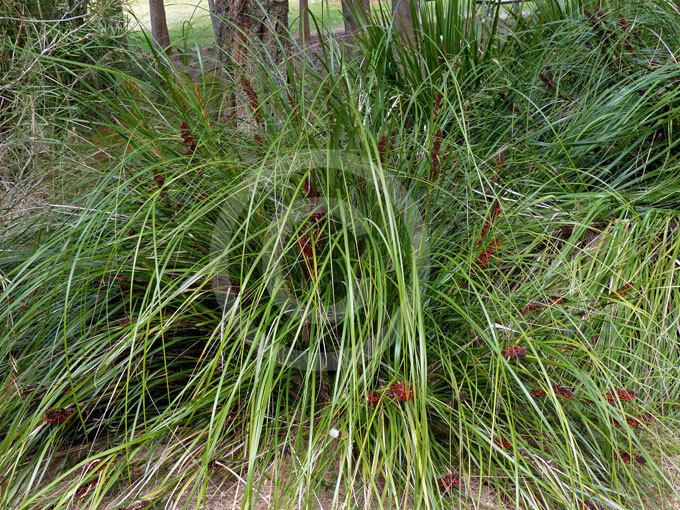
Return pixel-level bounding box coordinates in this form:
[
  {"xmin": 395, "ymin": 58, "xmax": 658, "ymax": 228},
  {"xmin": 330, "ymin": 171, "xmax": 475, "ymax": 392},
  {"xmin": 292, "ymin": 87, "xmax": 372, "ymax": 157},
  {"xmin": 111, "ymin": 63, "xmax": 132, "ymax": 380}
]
[{"xmin": 0, "ymin": 1, "xmax": 678, "ymax": 509}]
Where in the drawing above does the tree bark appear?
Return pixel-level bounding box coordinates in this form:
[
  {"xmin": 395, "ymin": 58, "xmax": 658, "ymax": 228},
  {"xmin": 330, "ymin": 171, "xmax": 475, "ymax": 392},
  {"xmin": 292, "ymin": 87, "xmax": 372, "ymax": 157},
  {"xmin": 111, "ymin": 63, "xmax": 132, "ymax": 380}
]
[
  {"xmin": 299, "ymin": 0, "xmax": 310, "ymax": 44},
  {"xmin": 210, "ymin": 0, "xmax": 288, "ymax": 127},
  {"xmin": 341, "ymin": 0, "xmax": 369, "ymax": 34},
  {"xmin": 207, "ymin": 0, "xmax": 220, "ymax": 42},
  {"xmin": 149, "ymin": 0, "xmax": 171, "ymax": 50},
  {"xmin": 391, "ymin": 0, "xmax": 413, "ymax": 37}
]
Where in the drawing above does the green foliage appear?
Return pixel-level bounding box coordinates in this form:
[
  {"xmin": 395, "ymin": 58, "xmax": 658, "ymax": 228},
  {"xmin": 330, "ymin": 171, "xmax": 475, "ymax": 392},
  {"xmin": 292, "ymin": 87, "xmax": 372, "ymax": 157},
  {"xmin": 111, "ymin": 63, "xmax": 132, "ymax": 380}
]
[
  {"xmin": 0, "ymin": 0, "xmax": 127, "ymax": 182},
  {"xmin": 0, "ymin": 2, "xmax": 679, "ymax": 509}
]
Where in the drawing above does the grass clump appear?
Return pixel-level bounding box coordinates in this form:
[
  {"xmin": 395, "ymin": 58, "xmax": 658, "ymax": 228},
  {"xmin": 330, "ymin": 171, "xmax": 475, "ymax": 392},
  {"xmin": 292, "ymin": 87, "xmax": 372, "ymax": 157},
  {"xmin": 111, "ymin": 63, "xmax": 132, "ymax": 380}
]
[{"xmin": 0, "ymin": 1, "xmax": 679, "ymax": 509}]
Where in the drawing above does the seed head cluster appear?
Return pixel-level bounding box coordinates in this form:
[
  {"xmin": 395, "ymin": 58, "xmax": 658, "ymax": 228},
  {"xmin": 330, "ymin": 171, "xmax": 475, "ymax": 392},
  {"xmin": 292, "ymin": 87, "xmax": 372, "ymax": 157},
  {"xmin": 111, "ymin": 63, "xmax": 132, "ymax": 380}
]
[
  {"xmin": 502, "ymin": 344, "xmax": 527, "ymax": 360},
  {"xmin": 437, "ymin": 473, "xmax": 462, "ymax": 491},
  {"xmin": 180, "ymin": 121, "xmax": 197, "ymax": 155},
  {"xmin": 43, "ymin": 408, "xmax": 75, "ymax": 425}
]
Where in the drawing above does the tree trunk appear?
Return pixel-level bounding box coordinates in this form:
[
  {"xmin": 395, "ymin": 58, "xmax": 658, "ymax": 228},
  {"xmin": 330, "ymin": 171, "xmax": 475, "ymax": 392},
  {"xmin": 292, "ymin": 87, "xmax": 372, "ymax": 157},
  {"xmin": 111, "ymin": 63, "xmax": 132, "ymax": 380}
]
[
  {"xmin": 207, "ymin": 0, "xmax": 220, "ymax": 42},
  {"xmin": 391, "ymin": 0, "xmax": 413, "ymax": 37},
  {"xmin": 341, "ymin": 0, "xmax": 369, "ymax": 34},
  {"xmin": 299, "ymin": 0, "xmax": 310, "ymax": 44},
  {"xmin": 210, "ymin": 0, "xmax": 288, "ymax": 127},
  {"xmin": 149, "ymin": 0, "xmax": 171, "ymax": 50}
]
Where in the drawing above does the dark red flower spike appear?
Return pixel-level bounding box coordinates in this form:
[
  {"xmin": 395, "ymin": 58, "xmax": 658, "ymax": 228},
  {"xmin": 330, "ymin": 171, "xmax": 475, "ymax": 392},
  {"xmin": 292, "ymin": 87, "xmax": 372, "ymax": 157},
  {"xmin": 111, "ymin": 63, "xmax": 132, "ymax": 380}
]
[
  {"xmin": 377, "ymin": 137, "xmax": 389, "ymax": 164},
  {"xmin": 617, "ymin": 451, "xmax": 646, "ymax": 466},
  {"xmin": 608, "ymin": 283, "xmax": 633, "ymax": 300},
  {"xmin": 303, "ymin": 179, "xmax": 315, "ymax": 199},
  {"xmin": 552, "ymin": 384, "xmax": 574, "ymax": 400},
  {"xmin": 44, "ymin": 408, "xmax": 75, "ymax": 425},
  {"xmin": 522, "ymin": 295, "xmax": 564, "ymax": 315},
  {"xmin": 626, "ymin": 416, "xmax": 644, "ymax": 428},
  {"xmin": 639, "ymin": 412, "xmax": 655, "ymax": 424},
  {"xmin": 75, "ymin": 480, "xmax": 97, "ymax": 499},
  {"xmin": 432, "ymin": 92, "xmax": 443, "ymax": 120},
  {"xmin": 180, "ymin": 121, "xmax": 197, "ymax": 155},
  {"xmin": 298, "ymin": 234, "xmax": 313, "ymax": 259},
  {"xmin": 309, "ymin": 207, "xmax": 327, "ymax": 225},
  {"xmin": 530, "ymin": 385, "xmax": 573, "ymax": 400},
  {"xmin": 386, "ymin": 381, "xmax": 414, "ymax": 402},
  {"xmin": 367, "ymin": 391, "xmax": 382, "ymax": 407},
  {"xmin": 478, "ymin": 239, "xmax": 501, "ymax": 268},
  {"xmin": 497, "ymin": 150, "xmax": 505, "ymax": 169},
  {"xmin": 502, "ymin": 344, "xmax": 527, "ymax": 360},
  {"xmin": 605, "ymin": 388, "xmax": 636, "ymax": 404},
  {"xmin": 478, "ymin": 201, "xmax": 502, "ymax": 245},
  {"xmin": 430, "ymin": 129, "xmax": 444, "ymax": 182},
  {"xmin": 494, "ymin": 437, "xmax": 512, "ymax": 450},
  {"xmin": 437, "ymin": 473, "xmax": 462, "ymax": 491}
]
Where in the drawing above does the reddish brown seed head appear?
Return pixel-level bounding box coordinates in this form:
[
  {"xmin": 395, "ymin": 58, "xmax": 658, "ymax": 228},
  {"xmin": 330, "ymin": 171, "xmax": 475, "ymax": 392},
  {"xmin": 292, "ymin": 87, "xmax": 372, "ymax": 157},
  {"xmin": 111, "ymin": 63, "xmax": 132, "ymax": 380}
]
[
  {"xmin": 531, "ymin": 389, "xmax": 547, "ymax": 398},
  {"xmin": 617, "ymin": 451, "xmax": 646, "ymax": 465},
  {"xmin": 309, "ymin": 207, "xmax": 327, "ymax": 224},
  {"xmin": 494, "ymin": 437, "xmax": 512, "ymax": 450},
  {"xmin": 430, "ymin": 129, "xmax": 444, "ymax": 182},
  {"xmin": 609, "ymin": 283, "xmax": 633, "ymax": 300},
  {"xmin": 377, "ymin": 137, "xmax": 389, "ymax": 164},
  {"xmin": 386, "ymin": 381, "xmax": 414, "ymax": 402},
  {"xmin": 626, "ymin": 417, "xmax": 644, "ymax": 428},
  {"xmin": 478, "ymin": 201, "xmax": 502, "ymax": 244},
  {"xmin": 478, "ymin": 239, "xmax": 500, "ymax": 268},
  {"xmin": 540, "ymin": 73, "xmax": 556, "ymax": 91},
  {"xmin": 180, "ymin": 120, "xmax": 197, "ymax": 154},
  {"xmin": 502, "ymin": 344, "xmax": 527, "ymax": 360},
  {"xmin": 552, "ymin": 384, "xmax": 574, "ymax": 400},
  {"xmin": 437, "ymin": 473, "xmax": 462, "ymax": 491},
  {"xmin": 152, "ymin": 169, "xmax": 165, "ymax": 189},
  {"xmin": 44, "ymin": 408, "xmax": 75, "ymax": 425},
  {"xmin": 75, "ymin": 480, "xmax": 97, "ymax": 499},
  {"xmin": 433, "ymin": 91, "xmax": 443, "ymax": 120},
  {"xmin": 298, "ymin": 234, "xmax": 313, "ymax": 259},
  {"xmin": 521, "ymin": 295, "xmax": 564, "ymax": 315},
  {"xmin": 303, "ymin": 179, "xmax": 315, "ymax": 198},
  {"xmin": 286, "ymin": 90, "xmax": 297, "ymax": 110},
  {"xmin": 522, "ymin": 301, "xmax": 544, "ymax": 315},
  {"xmin": 497, "ymin": 151, "xmax": 506, "ymax": 170},
  {"xmin": 618, "ymin": 388, "xmax": 636, "ymax": 401},
  {"xmin": 367, "ymin": 391, "xmax": 382, "ymax": 407},
  {"xmin": 639, "ymin": 412, "xmax": 655, "ymax": 423},
  {"xmin": 605, "ymin": 388, "xmax": 636, "ymax": 404}
]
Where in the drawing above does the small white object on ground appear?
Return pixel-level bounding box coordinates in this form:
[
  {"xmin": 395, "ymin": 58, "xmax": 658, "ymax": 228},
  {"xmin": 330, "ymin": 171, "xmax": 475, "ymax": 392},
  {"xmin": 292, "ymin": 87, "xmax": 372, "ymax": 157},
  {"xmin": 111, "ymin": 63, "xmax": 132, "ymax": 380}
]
[{"xmin": 329, "ymin": 428, "xmax": 340, "ymax": 438}]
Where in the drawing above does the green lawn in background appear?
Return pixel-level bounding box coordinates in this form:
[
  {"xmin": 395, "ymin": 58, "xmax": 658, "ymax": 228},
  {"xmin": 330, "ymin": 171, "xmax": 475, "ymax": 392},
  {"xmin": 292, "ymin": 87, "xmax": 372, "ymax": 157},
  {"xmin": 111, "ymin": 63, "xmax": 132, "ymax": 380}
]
[{"xmin": 126, "ymin": 0, "xmax": 345, "ymax": 49}]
